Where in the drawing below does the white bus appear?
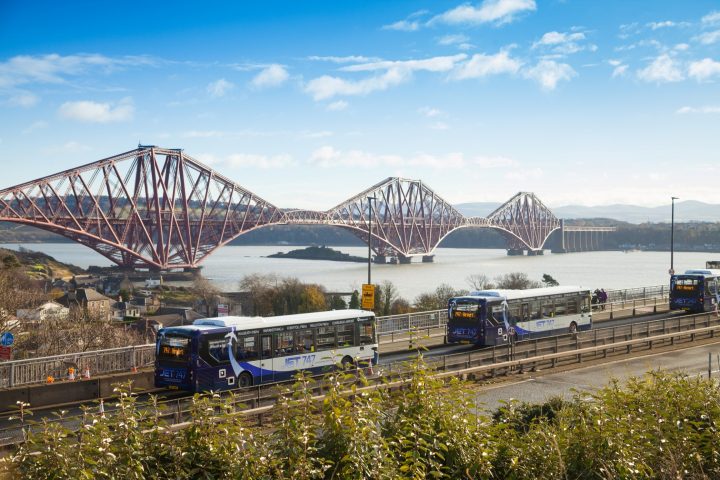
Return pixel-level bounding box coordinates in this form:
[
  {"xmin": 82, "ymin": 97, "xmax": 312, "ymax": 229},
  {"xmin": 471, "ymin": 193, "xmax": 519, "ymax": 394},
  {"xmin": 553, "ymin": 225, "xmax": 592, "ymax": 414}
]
[
  {"xmin": 447, "ymin": 286, "xmax": 592, "ymax": 345},
  {"xmin": 155, "ymin": 309, "xmax": 377, "ymax": 392}
]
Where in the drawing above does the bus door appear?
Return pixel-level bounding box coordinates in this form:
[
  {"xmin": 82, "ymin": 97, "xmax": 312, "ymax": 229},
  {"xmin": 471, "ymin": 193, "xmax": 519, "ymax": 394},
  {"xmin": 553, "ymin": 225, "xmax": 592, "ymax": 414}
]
[{"xmin": 260, "ymin": 334, "xmax": 274, "ymax": 383}]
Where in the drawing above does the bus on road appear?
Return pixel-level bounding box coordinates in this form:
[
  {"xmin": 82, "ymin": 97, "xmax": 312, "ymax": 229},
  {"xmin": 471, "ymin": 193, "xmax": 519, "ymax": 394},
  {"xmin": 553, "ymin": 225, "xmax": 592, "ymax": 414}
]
[
  {"xmin": 155, "ymin": 309, "xmax": 377, "ymax": 392},
  {"xmin": 670, "ymin": 269, "xmax": 720, "ymax": 314},
  {"xmin": 447, "ymin": 286, "xmax": 592, "ymax": 346}
]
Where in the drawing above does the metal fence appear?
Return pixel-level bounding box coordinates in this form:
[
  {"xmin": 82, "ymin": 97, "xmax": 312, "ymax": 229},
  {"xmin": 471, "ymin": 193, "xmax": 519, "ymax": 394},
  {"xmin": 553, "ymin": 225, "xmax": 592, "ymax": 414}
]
[
  {"xmin": 0, "ymin": 284, "xmax": 668, "ymax": 389},
  {"xmin": 0, "ymin": 345, "xmax": 155, "ymax": 389}
]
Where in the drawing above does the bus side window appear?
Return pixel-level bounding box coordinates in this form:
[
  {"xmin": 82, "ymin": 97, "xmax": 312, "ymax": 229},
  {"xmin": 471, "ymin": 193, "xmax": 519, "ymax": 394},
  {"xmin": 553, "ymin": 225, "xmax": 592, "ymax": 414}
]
[
  {"xmin": 567, "ymin": 299, "xmax": 578, "ymax": 314},
  {"xmin": 275, "ymin": 332, "xmax": 294, "ymax": 356},
  {"xmin": 315, "ymin": 326, "xmax": 336, "ymax": 351},
  {"xmin": 239, "ymin": 335, "xmax": 258, "ymax": 362},
  {"xmin": 296, "ymin": 329, "xmax": 314, "ymax": 353},
  {"xmin": 336, "ymin": 324, "xmax": 354, "ymax": 347}
]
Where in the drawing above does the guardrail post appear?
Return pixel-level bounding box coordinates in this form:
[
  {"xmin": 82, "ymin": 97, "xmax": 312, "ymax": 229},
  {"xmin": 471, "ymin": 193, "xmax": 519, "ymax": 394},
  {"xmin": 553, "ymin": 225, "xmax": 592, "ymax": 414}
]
[
  {"xmin": 609, "ymin": 302, "xmax": 613, "ymax": 320},
  {"xmin": 9, "ymin": 363, "xmax": 15, "ymax": 388},
  {"xmin": 632, "ymin": 299, "xmax": 636, "ymax": 317}
]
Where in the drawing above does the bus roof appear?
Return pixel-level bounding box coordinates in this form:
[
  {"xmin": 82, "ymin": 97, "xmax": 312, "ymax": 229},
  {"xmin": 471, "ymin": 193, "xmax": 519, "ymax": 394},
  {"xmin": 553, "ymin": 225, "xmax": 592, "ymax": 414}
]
[
  {"xmin": 683, "ymin": 269, "xmax": 720, "ymax": 276},
  {"xmin": 189, "ymin": 309, "xmax": 374, "ymax": 331},
  {"xmin": 464, "ymin": 286, "xmax": 589, "ymax": 301}
]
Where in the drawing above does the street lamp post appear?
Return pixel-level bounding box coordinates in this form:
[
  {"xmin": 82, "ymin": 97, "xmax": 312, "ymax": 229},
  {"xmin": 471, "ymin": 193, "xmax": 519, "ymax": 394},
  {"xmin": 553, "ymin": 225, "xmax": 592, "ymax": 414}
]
[
  {"xmin": 367, "ymin": 195, "xmax": 376, "ymax": 285},
  {"xmin": 670, "ymin": 196, "xmax": 678, "ymax": 275}
]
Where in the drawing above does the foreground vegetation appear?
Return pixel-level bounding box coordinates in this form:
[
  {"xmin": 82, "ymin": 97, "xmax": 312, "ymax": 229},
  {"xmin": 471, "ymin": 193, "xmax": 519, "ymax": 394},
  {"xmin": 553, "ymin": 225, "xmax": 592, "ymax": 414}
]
[{"xmin": 4, "ymin": 355, "xmax": 720, "ymax": 479}]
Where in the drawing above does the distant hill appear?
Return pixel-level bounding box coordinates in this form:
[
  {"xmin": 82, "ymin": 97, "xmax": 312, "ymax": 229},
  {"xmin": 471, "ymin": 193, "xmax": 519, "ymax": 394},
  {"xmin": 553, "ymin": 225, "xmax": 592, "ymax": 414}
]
[{"xmin": 456, "ymin": 200, "xmax": 720, "ymax": 224}]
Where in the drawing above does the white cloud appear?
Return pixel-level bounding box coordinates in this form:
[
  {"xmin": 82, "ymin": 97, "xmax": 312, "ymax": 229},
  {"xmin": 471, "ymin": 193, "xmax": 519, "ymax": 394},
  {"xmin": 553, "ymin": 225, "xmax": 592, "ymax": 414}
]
[
  {"xmin": 612, "ymin": 64, "xmax": 629, "ymax": 77},
  {"xmin": 523, "ymin": 60, "xmax": 576, "ymax": 90},
  {"xmin": 226, "ymin": 153, "xmax": 295, "ymax": 169},
  {"xmin": 0, "ymin": 53, "xmax": 155, "ymax": 88},
  {"xmin": 340, "ymin": 54, "xmax": 467, "ymax": 73},
  {"xmin": 7, "ymin": 92, "xmax": 39, "ymax": 107},
  {"xmin": 305, "ymin": 54, "xmax": 466, "ymax": 100},
  {"xmin": 382, "ymin": 20, "xmax": 420, "ymax": 31},
  {"xmin": 451, "ymin": 51, "xmax": 522, "ymax": 79},
  {"xmin": 637, "ymin": 55, "xmax": 684, "ymax": 83},
  {"xmin": 688, "ymin": 58, "xmax": 720, "ymax": 81},
  {"xmin": 308, "ymin": 55, "xmax": 380, "ymax": 64},
  {"xmin": 696, "ymin": 30, "xmax": 720, "ymax": 45},
  {"xmin": 326, "ymin": 100, "xmax": 349, "ymax": 111},
  {"xmin": 430, "ymin": 122, "xmax": 449, "ymax": 130},
  {"xmin": 58, "ymin": 98, "xmax": 134, "ymax": 123},
  {"xmin": 251, "ymin": 64, "xmax": 289, "ymax": 88},
  {"xmin": 418, "ymin": 106, "xmax": 442, "ymax": 117},
  {"xmin": 702, "ymin": 11, "xmax": 720, "ymax": 25},
  {"xmin": 676, "ymin": 105, "xmax": 720, "ymax": 114},
  {"xmin": 206, "ymin": 78, "xmax": 234, "ymax": 97},
  {"xmin": 431, "ymin": 0, "xmax": 536, "ymax": 26},
  {"xmin": 308, "ymin": 146, "xmax": 516, "ymax": 170},
  {"xmin": 299, "ymin": 130, "xmax": 334, "ymax": 139},
  {"xmin": 532, "ymin": 30, "xmax": 590, "ymax": 55},
  {"xmin": 647, "ymin": 21, "xmax": 675, "ymax": 30},
  {"xmin": 674, "ymin": 43, "xmax": 690, "ymax": 51},
  {"xmin": 22, "ymin": 120, "xmax": 48, "ymax": 134},
  {"xmin": 438, "ymin": 34, "xmax": 470, "ymax": 46}
]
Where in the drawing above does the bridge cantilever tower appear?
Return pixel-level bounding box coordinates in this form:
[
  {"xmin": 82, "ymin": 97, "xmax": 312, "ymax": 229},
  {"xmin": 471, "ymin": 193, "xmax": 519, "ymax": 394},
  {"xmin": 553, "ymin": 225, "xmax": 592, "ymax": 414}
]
[
  {"xmin": 0, "ymin": 147, "xmax": 282, "ymax": 269},
  {"xmin": 0, "ymin": 147, "xmax": 615, "ymax": 269}
]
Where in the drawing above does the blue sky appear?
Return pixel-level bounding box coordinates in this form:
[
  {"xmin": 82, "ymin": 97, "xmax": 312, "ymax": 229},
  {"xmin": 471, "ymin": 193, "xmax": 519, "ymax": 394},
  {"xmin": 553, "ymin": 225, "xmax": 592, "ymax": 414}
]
[{"xmin": 1, "ymin": 0, "xmax": 719, "ymax": 210}]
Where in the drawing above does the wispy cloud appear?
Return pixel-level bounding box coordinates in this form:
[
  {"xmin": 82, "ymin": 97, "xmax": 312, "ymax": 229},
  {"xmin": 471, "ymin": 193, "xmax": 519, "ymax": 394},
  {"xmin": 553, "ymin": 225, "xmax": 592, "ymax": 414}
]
[
  {"xmin": 382, "ymin": 9, "xmax": 428, "ymax": 31},
  {"xmin": 326, "ymin": 100, "xmax": 349, "ymax": 111},
  {"xmin": 676, "ymin": 105, "xmax": 720, "ymax": 114},
  {"xmin": 206, "ymin": 78, "xmax": 234, "ymax": 97},
  {"xmin": 646, "ymin": 20, "xmax": 682, "ymax": 30},
  {"xmin": 21, "ymin": 120, "xmax": 48, "ymax": 134},
  {"xmin": 308, "ymin": 146, "xmax": 516, "ymax": 169},
  {"xmin": 6, "ymin": 91, "xmax": 39, "ymax": 107},
  {"xmin": 58, "ymin": 97, "xmax": 134, "ymax": 123},
  {"xmin": 430, "ymin": 0, "xmax": 537, "ymax": 26},
  {"xmin": 637, "ymin": 54, "xmax": 684, "ymax": 83},
  {"xmin": 305, "ymin": 54, "xmax": 467, "ymax": 100},
  {"xmin": 688, "ymin": 58, "xmax": 720, "ymax": 81},
  {"xmin": 695, "ymin": 30, "xmax": 720, "ymax": 45},
  {"xmin": 438, "ymin": 34, "xmax": 470, "ymax": 46},
  {"xmin": 451, "ymin": 51, "xmax": 522, "ymax": 79},
  {"xmin": 0, "ymin": 53, "xmax": 156, "ymax": 88},
  {"xmin": 523, "ymin": 60, "xmax": 576, "ymax": 90},
  {"xmin": 226, "ymin": 153, "xmax": 295, "ymax": 169},
  {"xmin": 701, "ymin": 11, "xmax": 720, "ymax": 25},
  {"xmin": 418, "ymin": 106, "xmax": 442, "ymax": 117},
  {"xmin": 307, "ymin": 55, "xmax": 381, "ymax": 64},
  {"xmin": 532, "ymin": 30, "xmax": 594, "ymax": 55},
  {"xmin": 251, "ymin": 64, "xmax": 289, "ymax": 88}
]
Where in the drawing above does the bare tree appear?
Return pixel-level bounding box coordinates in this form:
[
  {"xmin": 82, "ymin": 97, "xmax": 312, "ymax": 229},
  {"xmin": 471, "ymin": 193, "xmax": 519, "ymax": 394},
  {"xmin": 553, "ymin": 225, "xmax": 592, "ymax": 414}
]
[
  {"xmin": 466, "ymin": 274, "xmax": 494, "ymax": 290},
  {"xmin": 0, "ymin": 268, "xmax": 49, "ymax": 332},
  {"xmin": 192, "ymin": 274, "xmax": 221, "ymax": 316},
  {"xmin": 494, "ymin": 272, "xmax": 541, "ymax": 289}
]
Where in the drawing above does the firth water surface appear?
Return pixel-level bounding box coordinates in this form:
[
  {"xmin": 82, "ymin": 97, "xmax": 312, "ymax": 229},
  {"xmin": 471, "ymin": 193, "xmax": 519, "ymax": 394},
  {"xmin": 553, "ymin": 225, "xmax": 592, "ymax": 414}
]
[{"xmin": 2, "ymin": 243, "xmax": 715, "ymax": 301}]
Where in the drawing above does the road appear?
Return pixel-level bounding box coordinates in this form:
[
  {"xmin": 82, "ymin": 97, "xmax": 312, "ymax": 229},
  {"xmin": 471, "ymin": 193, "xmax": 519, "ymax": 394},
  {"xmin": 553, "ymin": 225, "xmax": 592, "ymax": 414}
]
[{"xmin": 475, "ymin": 342, "xmax": 720, "ymax": 413}]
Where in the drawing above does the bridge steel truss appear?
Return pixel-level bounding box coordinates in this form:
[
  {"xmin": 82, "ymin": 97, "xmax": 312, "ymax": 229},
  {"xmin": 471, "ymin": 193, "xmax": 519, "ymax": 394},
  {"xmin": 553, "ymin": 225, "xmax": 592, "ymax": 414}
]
[{"xmin": 0, "ymin": 147, "xmax": 600, "ymax": 269}]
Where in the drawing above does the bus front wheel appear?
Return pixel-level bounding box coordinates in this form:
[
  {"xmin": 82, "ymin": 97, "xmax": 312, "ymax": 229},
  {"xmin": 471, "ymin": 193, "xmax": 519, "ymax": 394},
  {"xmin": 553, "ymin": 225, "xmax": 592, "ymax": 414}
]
[
  {"xmin": 569, "ymin": 322, "xmax": 578, "ymax": 334},
  {"xmin": 239, "ymin": 372, "xmax": 253, "ymax": 388},
  {"xmin": 341, "ymin": 356, "xmax": 354, "ymax": 370}
]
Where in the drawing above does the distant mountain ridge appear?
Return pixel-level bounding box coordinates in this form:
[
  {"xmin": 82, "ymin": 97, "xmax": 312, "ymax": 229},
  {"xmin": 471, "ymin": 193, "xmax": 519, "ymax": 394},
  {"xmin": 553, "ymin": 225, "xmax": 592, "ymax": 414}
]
[{"xmin": 454, "ymin": 200, "xmax": 720, "ymax": 224}]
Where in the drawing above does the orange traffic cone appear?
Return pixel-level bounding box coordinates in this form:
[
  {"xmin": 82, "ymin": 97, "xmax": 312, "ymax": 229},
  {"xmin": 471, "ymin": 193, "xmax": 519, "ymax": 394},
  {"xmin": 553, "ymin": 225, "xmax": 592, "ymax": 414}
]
[
  {"xmin": 83, "ymin": 366, "xmax": 91, "ymax": 379},
  {"xmin": 67, "ymin": 367, "xmax": 75, "ymax": 381},
  {"xmin": 131, "ymin": 365, "xmax": 138, "ymax": 373}
]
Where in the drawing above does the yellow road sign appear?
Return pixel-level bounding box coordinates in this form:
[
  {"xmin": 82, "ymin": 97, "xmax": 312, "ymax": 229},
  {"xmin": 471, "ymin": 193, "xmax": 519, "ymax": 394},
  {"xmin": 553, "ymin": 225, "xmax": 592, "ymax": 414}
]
[{"xmin": 361, "ymin": 284, "xmax": 375, "ymax": 309}]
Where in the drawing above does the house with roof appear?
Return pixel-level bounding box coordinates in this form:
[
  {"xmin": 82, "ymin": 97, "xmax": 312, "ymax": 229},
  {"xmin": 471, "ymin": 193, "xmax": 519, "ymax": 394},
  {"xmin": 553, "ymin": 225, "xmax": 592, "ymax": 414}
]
[
  {"xmin": 56, "ymin": 288, "xmax": 112, "ymax": 320},
  {"xmin": 16, "ymin": 301, "xmax": 69, "ymax": 322}
]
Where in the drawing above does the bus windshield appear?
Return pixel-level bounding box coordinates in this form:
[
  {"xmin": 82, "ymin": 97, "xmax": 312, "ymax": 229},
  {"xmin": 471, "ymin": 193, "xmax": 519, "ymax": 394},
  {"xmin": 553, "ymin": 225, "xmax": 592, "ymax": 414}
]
[
  {"xmin": 672, "ymin": 276, "xmax": 702, "ymax": 298},
  {"xmin": 158, "ymin": 333, "xmax": 192, "ymax": 362}
]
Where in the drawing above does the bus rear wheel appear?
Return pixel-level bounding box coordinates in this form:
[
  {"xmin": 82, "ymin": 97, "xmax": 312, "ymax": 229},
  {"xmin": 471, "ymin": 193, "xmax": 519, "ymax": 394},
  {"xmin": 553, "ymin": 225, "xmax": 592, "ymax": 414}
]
[
  {"xmin": 569, "ymin": 322, "xmax": 578, "ymax": 334},
  {"xmin": 239, "ymin": 372, "xmax": 253, "ymax": 388}
]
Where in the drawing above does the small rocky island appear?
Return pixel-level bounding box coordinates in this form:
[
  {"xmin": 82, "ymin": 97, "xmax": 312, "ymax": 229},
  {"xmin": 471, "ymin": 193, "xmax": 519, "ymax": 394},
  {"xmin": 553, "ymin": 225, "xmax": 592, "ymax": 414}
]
[{"xmin": 268, "ymin": 246, "xmax": 366, "ymax": 263}]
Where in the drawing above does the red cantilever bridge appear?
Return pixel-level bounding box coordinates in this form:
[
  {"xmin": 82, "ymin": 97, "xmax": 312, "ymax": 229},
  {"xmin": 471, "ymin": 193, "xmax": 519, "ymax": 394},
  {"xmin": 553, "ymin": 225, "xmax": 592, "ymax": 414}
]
[{"xmin": 0, "ymin": 147, "xmax": 612, "ymax": 270}]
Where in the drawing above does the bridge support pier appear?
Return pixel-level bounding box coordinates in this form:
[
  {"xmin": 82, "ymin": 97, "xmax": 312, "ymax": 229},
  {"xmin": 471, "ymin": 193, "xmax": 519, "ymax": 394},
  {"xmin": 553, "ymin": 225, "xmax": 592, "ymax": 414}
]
[
  {"xmin": 374, "ymin": 255, "xmax": 386, "ymax": 264},
  {"xmin": 527, "ymin": 250, "xmax": 544, "ymax": 256},
  {"xmin": 507, "ymin": 249, "xmax": 525, "ymax": 256},
  {"xmin": 422, "ymin": 255, "xmax": 434, "ymax": 263},
  {"xmin": 398, "ymin": 255, "xmax": 412, "ymax": 264}
]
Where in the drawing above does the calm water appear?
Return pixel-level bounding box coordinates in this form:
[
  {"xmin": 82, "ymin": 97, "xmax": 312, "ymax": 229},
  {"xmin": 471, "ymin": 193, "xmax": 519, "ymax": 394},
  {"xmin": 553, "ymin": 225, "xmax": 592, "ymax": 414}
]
[{"xmin": 2, "ymin": 243, "xmax": 716, "ymax": 301}]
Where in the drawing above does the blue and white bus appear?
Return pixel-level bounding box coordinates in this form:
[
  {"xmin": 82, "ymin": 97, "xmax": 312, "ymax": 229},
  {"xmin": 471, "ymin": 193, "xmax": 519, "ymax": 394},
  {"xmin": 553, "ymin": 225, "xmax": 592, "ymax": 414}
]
[
  {"xmin": 670, "ymin": 269, "xmax": 720, "ymax": 314},
  {"xmin": 447, "ymin": 286, "xmax": 592, "ymax": 346},
  {"xmin": 155, "ymin": 309, "xmax": 377, "ymax": 392}
]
